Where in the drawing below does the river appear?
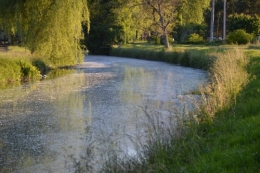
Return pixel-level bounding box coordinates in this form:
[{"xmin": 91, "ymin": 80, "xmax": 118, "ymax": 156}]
[{"xmin": 0, "ymin": 55, "xmax": 207, "ymax": 172}]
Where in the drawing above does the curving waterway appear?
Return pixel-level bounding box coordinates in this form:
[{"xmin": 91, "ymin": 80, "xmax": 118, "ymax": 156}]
[{"xmin": 0, "ymin": 55, "xmax": 207, "ymax": 172}]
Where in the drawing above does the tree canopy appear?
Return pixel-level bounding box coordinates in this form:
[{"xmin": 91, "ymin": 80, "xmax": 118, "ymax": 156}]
[
  {"xmin": 1, "ymin": 0, "xmax": 260, "ymax": 58},
  {"xmin": 0, "ymin": 0, "xmax": 90, "ymax": 67}
]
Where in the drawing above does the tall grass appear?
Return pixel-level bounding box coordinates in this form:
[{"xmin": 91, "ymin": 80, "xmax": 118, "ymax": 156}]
[
  {"xmin": 105, "ymin": 47, "xmax": 259, "ymax": 172},
  {"xmin": 111, "ymin": 47, "xmax": 212, "ymax": 70},
  {"xmin": 199, "ymin": 49, "xmax": 249, "ymax": 120},
  {"xmin": 0, "ymin": 46, "xmax": 43, "ymax": 88}
]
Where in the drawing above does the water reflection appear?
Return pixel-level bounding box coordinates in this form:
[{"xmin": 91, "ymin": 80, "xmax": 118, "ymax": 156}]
[{"xmin": 0, "ymin": 56, "xmax": 207, "ymax": 172}]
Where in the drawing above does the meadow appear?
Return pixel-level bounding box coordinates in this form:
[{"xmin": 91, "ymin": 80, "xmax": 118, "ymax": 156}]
[{"xmin": 107, "ymin": 43, "xmax": 260, "ymax": 172}]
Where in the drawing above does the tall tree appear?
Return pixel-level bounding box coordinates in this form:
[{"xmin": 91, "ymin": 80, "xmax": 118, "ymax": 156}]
[
  {"xmin": 0, "ymin": 0, "xmax": 90, "ymax": 67},
  {"xmin": 143, "ymin": 0, "xmax": 181, "ymax": 49},
  {"xmin": 210, "ymin": 0, "xmax": 215, "ymax": 42},
  {"xmin": 223, "ymin": 0, "xmax": 226, "ymax": 43}
]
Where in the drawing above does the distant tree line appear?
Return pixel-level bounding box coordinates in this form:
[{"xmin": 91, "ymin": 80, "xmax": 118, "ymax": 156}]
[
  {"xmin": 85, "ymin": 0, "xmax": 260, "ymax": 54},
  {"xmin": 1, "ymin": 0, "xmax": 260, "ymax": 59}
]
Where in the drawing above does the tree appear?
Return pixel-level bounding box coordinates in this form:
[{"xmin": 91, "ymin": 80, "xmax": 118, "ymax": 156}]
[
  {"xmin": 143, "ymin": 0, "xmax": 181, "ymax": 49},
  {"xmin": 223, "ymin": 0, "xmax": 226, "ymax": 43},
  {"xmin": 210, "ymin": 0, "xmax": 215, "ymax": 42},
  {"xmin": 173, "ymin": 0, "xmax": 210, "ymax": 43},
  {"xmin": 85, "ymin": 0, "xmax": 125, "ymax": 55},
  {"xmin": 112, "ymin": 0, "xmax": 153, "ymax": 43},
  {"xmin": 227, "ymin": 13, "xmax": 260, "ymax": 36},
  {"xmin": 227, "ymin": 0, "xmax": 260, "ymax": 16},
  {"xmin": 179, "ymin": 0, "xmax": 210, "ymax": 25},
  {"xmin": 0, "ymin": 0, "xmax": 90, "ymax": 67}
]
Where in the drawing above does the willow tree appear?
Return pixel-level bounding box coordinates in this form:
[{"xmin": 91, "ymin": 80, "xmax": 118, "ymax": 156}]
[{"xmin": 0, "ymin": 0, "xmax": 90, "ymax": 67}]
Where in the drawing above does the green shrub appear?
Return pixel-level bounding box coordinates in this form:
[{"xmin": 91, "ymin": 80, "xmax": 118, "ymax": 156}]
[
  {"xmin": 0, "ymin": 59, "xmax": 21, "ymax": 86},
  {"xmin": 227, "ymin": 13, "xmax": 260, "ymax": 36},
  {"xmin": 0, "ymin": 58, "xmax": 41, "ymax": 88},
  {"xmin": 226, "ymin": 29, "xmax": 253, "ymax": 44},
  {"xmin": 173, "ymin": 23, "xmax": 207, "ymax": 43},
  {"xmin": 18, "ymin": 60, "xmax": 41, "ymax": 82},
  {"xmin": 188, "ymin": 33, "xmax": 204, "ymax": 44},
  {"xmin": 32, "ymin": 58, "xmax": 50, "ymax": 75}
]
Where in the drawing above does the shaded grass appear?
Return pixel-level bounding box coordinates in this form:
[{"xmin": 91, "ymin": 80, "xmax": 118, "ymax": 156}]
[{"xmin": 106, "ymin": 44, "xmax": 260, "ymax": 172}]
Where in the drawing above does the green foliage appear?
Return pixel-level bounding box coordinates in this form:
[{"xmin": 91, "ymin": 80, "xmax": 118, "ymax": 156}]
[
  {"xmin": 173, "ymin": 23, "xmax": 207, "ymax": 43},
  {"xmin": 178, "ymin": 0, "xmax": 211, "ymax": 25},
  {"xmin": 85, "ymin": 0, "xmax": 124, "ymax": 55},
  {"xmin": 227, "ymin": 0, "xmax": 260, "ymax": 17},
  {"xmin": 227, "ymin": 13, "xmax": 260, "ymax": 36},
  {"xmin": 226, "ymin": 29, "xmax": 253, "ymax": 45},
  {"xmin": 18, "ymin": 60, "xmax": 41, "ymax": 82},
  {"xmin": 0, "ymin": 58, "xmax": 41, "ymax": 88},
  {"xmin": 0, "ymin": 0, "xmax": 90, "ymax": 67},
  {"xmin": 110, "ymin": 46, "xmax": 210, "ymax": 69},
  {"xmin": 188, "ymin": 33, "xmax": 204, "ymax": 44},
  {"xmin": 0, "ymin": 58, "xmax": 21, "ymax": 87}
]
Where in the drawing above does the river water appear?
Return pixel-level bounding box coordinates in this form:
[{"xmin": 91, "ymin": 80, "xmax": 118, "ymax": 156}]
[{"xmin": 0, "ymin": 55, "xmax": 207, "ymax": 172}]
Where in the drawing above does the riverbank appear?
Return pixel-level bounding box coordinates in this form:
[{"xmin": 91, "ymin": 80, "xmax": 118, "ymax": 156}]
[
  {"xmin": 0, "ymin": 46, "xmax": 43, "ymax": 88},
  {"xmin": 107, "ymin": 44, "xmax": 260, "ymax": 172}
]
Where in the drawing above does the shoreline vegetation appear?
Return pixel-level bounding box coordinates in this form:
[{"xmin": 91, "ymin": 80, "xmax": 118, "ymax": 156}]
[
  {"xmin": 0, "ymin": 46, "xmax": 48, "ymax": 88},
  {"xmin": 107, "ymin": 43, "xmax": 260, "ymax": 172},
  {"xmin": 0, "ymin": 46, "xmax": 77, "ymax": 89}
]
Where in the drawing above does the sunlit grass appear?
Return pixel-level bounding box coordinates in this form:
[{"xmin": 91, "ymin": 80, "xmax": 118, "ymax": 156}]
[{"xmin": 0, "ymin": 46, "xmax": 43, "ymax": 88}]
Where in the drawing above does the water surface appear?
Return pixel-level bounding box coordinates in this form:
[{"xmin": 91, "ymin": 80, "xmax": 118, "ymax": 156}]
[{"xmin": 0, "ymin": 55, "xmax": 207, "ymax": 172}]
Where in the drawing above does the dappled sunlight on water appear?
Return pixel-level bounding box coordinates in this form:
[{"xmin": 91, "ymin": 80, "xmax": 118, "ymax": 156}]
[{"xmin": 0, "ymin": 55, "xmax": 207, "ymax": 172}]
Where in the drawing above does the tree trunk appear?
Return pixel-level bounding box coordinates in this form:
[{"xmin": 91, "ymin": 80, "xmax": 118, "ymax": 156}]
[
  {"xmin": 210, "ymin": 0, "xmax": 215, "ymax": 42},
  {"xmin": 223, "ymin": 0, "xmax": 227, "ymax": 44},
  {"xmin": 163, "ymin": 32, "xmax": 170, "ymax": 49},
  {"xmin": 161, "ymin": 21, "xmax": 170, "ymax": 49}
]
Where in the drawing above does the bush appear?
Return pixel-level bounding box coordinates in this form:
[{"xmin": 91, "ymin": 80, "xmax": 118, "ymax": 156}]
[
  {"xmin": 227, "ymin": 13, "xmax": 260, "ymax": 36},
  {"xmin": 188, "ymin": 33, "xmax": 204, "ymax": 44},
  {"xmin": 18, "ymin": 60, "xmax": 41, "ymax": 82},
  {"xmin": 226, "ymin": 29, "xmax": 253, "ymax": 44},
  {"xmin": 173, "ymin": 23, "xmax": 207, "ymax": 43},
  {"xmin": 0, "ymin": 59, "xmax": 21, "ymax": 86}
]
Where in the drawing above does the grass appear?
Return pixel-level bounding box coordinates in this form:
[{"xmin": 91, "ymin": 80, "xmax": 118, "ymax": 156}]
[
  {"xmin": 110, "ymin": 43, "xmax": 236, "ymax": 70},
  {"xmin": 0, "ymin": 46, "xmax": 50, "ymax": 88},
  {"xmin": 106, "ymin": 43, "xmax": 260, "ymax": 172}
]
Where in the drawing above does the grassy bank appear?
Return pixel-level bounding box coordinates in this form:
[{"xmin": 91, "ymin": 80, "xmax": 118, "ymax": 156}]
[
  {"xmin": 0, "ymin": 46, "xmax": 49, "ymax": 88},
  {"xmin": 107, "ymin": 44, "xmax": 260, "ymax": 172}
]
